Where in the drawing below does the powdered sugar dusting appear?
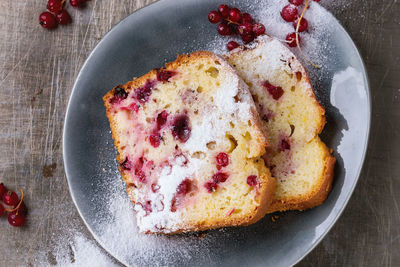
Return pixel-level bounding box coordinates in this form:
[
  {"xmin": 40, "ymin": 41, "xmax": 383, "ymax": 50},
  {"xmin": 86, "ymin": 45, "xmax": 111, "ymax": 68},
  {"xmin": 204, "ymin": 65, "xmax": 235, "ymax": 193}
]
[{"xmin": 135, "ymin": 156, "xmax": 201, "ymax": 233}]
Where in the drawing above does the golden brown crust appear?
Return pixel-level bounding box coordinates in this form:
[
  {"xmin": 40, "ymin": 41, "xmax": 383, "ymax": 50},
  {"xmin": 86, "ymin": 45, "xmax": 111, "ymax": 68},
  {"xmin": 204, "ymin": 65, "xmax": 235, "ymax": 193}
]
[
  {"xmin": 103, "ymin": 51, "xmax": 276, "ymax": 233},
  {"xmin": 267, "ymin": 139, "xmax": 335, "ymax": 213}
]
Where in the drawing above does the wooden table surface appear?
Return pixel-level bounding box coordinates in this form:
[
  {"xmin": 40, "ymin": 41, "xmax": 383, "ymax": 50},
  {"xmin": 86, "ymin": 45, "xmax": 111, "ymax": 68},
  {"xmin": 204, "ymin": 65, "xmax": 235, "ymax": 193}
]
[{"xmin": 1, "ymin": 0, "xmax": 399, "ymax": 266}]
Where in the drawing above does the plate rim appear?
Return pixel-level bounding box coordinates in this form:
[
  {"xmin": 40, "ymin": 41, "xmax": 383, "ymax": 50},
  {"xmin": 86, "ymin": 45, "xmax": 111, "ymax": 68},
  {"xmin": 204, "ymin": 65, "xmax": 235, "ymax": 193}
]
[{"xmin": 62, "ymin": 1, "xmax": 371, "ymax": 266}]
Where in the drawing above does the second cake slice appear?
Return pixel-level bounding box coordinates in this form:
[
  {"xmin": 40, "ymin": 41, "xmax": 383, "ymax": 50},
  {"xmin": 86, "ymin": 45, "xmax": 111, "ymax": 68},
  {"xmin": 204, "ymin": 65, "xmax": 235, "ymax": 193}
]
[{"xmin": 103, "ymin": 51, "xmax": 275, "ymax": 233}]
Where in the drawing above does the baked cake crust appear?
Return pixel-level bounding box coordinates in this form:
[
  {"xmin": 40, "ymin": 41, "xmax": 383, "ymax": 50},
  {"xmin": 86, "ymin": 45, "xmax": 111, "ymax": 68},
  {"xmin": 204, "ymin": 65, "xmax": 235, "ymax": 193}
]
[{"xmin": 226, "ymin": 36, "xmax": 335, "ymax": 213}]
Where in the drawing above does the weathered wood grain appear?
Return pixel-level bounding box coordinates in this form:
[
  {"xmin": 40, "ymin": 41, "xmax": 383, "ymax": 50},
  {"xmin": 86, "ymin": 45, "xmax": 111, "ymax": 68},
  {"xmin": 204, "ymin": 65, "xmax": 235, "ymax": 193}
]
[{"xmin": 0, "ymin": 0, "xmax": 399, "ymax": 266}]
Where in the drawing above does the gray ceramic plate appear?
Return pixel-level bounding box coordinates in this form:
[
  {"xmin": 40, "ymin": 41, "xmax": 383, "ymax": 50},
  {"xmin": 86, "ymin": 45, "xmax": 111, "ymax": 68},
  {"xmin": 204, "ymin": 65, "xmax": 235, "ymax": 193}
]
[{"xmin": 63, "ymin": 0, "xmax": 370, "ymax": 266}]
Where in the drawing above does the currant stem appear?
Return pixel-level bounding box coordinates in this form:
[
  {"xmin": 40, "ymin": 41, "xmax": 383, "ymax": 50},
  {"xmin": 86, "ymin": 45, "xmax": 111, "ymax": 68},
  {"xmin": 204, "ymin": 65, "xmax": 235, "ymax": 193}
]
[
  {"xmin": 5, "ymin": 189, "xmax": 24, "ymax": 213},
  {"xmin": 296, "ymin": 0, "xmax": 321, "ymax": 69},
  {"xmin": 225, "ymin": 18, "xmax": 239, "ymax": 25}
]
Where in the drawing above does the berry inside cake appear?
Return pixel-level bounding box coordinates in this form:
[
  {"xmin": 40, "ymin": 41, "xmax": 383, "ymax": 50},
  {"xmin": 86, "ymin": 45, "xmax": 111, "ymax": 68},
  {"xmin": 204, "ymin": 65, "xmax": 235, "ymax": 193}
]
[
  {"xmin": 103, "ymin": 51, "xmax": 275, "ymax": 233},
  {"xmin": 226, "ymin": 36, "xmax": 335, "ymax": 212}
]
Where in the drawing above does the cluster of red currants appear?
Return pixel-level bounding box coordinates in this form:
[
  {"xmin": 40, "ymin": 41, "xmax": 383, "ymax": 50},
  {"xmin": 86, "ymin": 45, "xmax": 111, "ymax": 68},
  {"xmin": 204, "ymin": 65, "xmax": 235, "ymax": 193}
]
[
  {"xmin": 208, "ymin": 4, "xmax": 266, "ymax": 51},
  {"xmin": 0, "ymin": 183, "xmax": 27, "ymax": 227},
  {"xmin": 39, "ymin": 0, "xmax": 88, "ymax": 29},
  {"xmin": 281, "ymin": 0, "xmax": 320, "ymax": 47}
]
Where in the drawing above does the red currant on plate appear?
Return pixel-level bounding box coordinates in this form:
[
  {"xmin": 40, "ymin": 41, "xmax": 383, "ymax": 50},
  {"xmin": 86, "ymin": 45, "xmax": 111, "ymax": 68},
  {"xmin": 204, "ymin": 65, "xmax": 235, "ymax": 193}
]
[
  {"xmin": 293, "ymin": 18, "xmax": 308, "ymax": 32},
  {"xmin": 227, "ymin": 41, "xmax": 239, "ymax": 51},
  {"xmin": 229, "ymin": 8, "xmax": 241, "ymax": 22},
  {"xmin": 241, "ymin": 33, "xmax": 255, "ymax": 43},
  {"xmin": 253, "ymin": 23, "xmax": 266, "ymax": 36},
  {"xmin": 286, "ymin": 32, "xmax": 301, "ymax": 47},
  {"xmin": 218, "ymin": 4, "xmax": 230, "ymax": 18},
  {"xmin": 281, "ymin": 4, "xmax": 298, "ymax": 22},
  {"xmin": 217, "ymin": 22, "xmax": 232, "ymax": 36},
  {"xmin": 208, "ymin": 10, "xmax": 222, "ymax": 24},
  {"xmin": 241, "ymin": 13, "xmax": 253, "ymax": 23},
  {"xmin": 289, "ymin": 0, "xmax": 304, "ymax": 6},
  {"xmin": 238, "ymin": 22, "xmax": 252, "ymax": 36}
]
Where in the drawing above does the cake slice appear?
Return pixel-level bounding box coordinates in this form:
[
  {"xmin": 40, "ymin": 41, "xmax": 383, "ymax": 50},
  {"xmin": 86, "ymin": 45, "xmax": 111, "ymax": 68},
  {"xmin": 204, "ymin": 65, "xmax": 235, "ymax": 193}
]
[
  {"xmin": 226, "ymin": 37, "xmax": 335, "ymax": 213},
  {"xmin": 103, "ymin": 51, "xmax": 276, "ymax": 233}
]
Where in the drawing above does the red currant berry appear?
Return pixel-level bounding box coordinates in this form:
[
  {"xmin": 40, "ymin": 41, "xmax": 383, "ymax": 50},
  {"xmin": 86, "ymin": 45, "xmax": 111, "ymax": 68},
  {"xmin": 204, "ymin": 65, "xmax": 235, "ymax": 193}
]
[
  {"xmin": 176, "ymin": 179, "xmax": 191, "ymax": 195},
  {"xmin": 39, "ymin": 11, "xmax": 57, "ymax": 29},
  {"xmin": 149, "ymin": 133, "xmax": 161, "ymax": 148},
  {"xmin": 0, "ymin": 204, "xmax": 5, "ymax": 216},
  {"xmin": 238, "ymin": 22, "xmax": 253, "ymax": 36},
  {"xmin": 217, "ymin": 22, "xmax": 232, "ymax": 36},
  {"xmin": 229, "ymin": 8, "xmax": 241, "ymax": 22},
  {"xmin": 204, "ymin": 181, "xmax": 218, "ymax": 193},
  {"xmin": 47, "ymin": 0, "xmax": 63, "ymax": 13},
  {"xmin": 56, "ymin": 10, "xmax": 72, "ymax": 25},
  {"xmin": 313, "ymin": 0, "xmax": 321, "ymax": 2},
  {"xmin": 241, "ymin": 13, "xmax": 253, "ymax": 23},
  {"xmin": 0, "ymin": 183, "xmax": 7, "ymax": 196},
  {"xmin": 3, "ymin": 191, "xmax": 19, "ymax": 206},
  {"xmin": 70, "ymin": 0, "xmax": 86, "ymax": 8},
  {"xmin": 212, "ymin": 172, "xmax": 229, "ymax": 183},
  {"xmin": 289, "ymin": 0, "xmax": 304, "ymax": 6},
  {"xmin": 252, "ymin": 23, "xmax": 266, "ymax": 36},
  {"xmin": 247, "ymin": 175, "xmax": 258, "ymax": 186},
  {"xmin": 208, "ymin": 10, "xmax": 221, "ymax": 24},
  {"xmin": 8, "ymin": 211, "xmax": 26, "ymax": 227},
  {"xmin": 218, "ymin": 4, "xmax": 230, "ymax": 18},
  {"xmin": 281, "ymin": 4, "xmax": 298, "ymax": 22},
  {"xmin": 241, "ymin": 33, "xmax": 255, "ymax": 43},
  {"xmin": 293, "ymin": 18, "xmax": 308, "ymax": 32},
  {"xmin": 216, "ymin": 152, "xmax": 229, "ymax": 167},
  {"xmin": 286, "ymin": 32, "xmax": 301, "ymax": 47},
  {"xmin": 227, "ymin": 41, "xmax": 239, "ymax": 51},
  {"xmin": 16, "ymin": 201, "xmax": 28, "ymax": 216}
]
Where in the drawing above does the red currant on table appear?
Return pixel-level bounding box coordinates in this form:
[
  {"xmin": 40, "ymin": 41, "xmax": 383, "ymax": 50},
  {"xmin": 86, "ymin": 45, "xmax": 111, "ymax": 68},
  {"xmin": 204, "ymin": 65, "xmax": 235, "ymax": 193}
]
[
  {"xmin": 252, "ymin": 23, "xmax": 266, "ymax": 36},
  {"xmin": 227, "ymin": 41, "xmax": 239, "ymax": 51},
  {"xmin": 3, "ymin": 190, "xmax": 19, "ymax": 206},
  {"xmin": 16, "ymin": 201, "xmax": 28, "ymax": 216},
  {"xmin": 0, "ymin": 204, "xmax": 5, "ymax": 216},
  {"xmin": 281, "ymin": 4, "xmax": 298, "ymax": 22},
  {"xmin": 286, "ymin": 32, "xmax": 301, "ymax": 47},
  {"xmin": 70, "ymin": 0, "xmax": 86, "ymax": 8},
  {"xmin": 241, "ymin": 13, "xmax": 253, "ymax": 23},
  {"xmin": 229, "ymin": 8, "xmax": 241, "ymax": 22},
  {"xmin": 289, "ymin": 0, "xmax": 304, "ymax": 6},
  {"xmin": 217, "ymin": 22, "xmax": 232, "ymax": 36},
  {"xmin": 47, "ymin": 0, "xmax": 63, "ymax": 13},
  {"xmin": 39, "ymin": 11, "xmax": 58, "ymax": 29},
  {"xmin": 0, "ymin": 183, "xmax": 7, "ymax": 196},
  {"xmin": 56, "ymin": 10, "xmax": 72, "ymax": 25},
  {"xmin": 208, "ymin": 10, "xmax": 221, "ymax": 24},
  {"xmin": 8, "ymin": 211, "xmax": 26, "ymax": 227},
  {"xmin": 293, "ymin": 18, "xmax": 308, "ymax": 32},
  {"xmin": 218, "ymin": 4, "xmax": 230, "ymax": 18}
]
